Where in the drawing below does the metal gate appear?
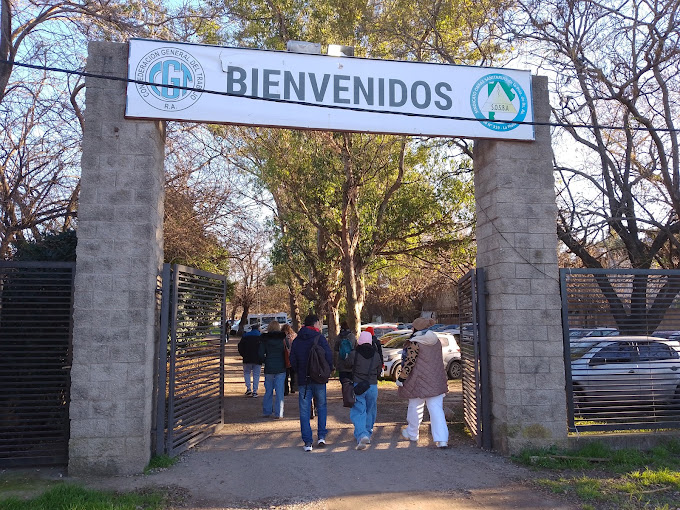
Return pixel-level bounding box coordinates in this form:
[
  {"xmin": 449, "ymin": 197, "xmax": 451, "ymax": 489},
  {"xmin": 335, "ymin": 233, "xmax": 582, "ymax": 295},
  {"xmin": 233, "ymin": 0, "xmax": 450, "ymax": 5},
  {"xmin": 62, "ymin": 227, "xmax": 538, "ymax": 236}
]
[
  {"xmin": 561, "ymin": 269, "xmax": 680, "ymax": 433},
  {"xmin": 457, "ymin": 268, "xmax": 491, "ymax": 448},
  {"xmin": 156, "ymin": 264, "xmax": 228, "ymax": 457},
  {"xmin": 0, "ymin": 261, "xmax": 75, "ymax": 467}
]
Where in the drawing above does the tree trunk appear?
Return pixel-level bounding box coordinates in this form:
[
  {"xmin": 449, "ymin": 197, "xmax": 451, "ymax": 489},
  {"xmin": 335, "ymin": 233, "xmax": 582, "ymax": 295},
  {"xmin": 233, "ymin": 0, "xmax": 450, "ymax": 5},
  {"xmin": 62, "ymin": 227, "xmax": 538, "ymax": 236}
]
[
  {"xmin": 0, "ymin": 0, "xmax": 12, "ymax": 101},
  {"xmin": 340, "ymin": 133, "xmax": 363, "ymax": 336},
  {"xmin": 288, "ymin": 283, "xmax": 301, "ymax": 331},
  {"xmin": 326, "ymin": 304, "xmax": 340, "ymax": 349},
  {"xmin": 238, "ymin": 303, "xmax": 250, "ymax": 336}
]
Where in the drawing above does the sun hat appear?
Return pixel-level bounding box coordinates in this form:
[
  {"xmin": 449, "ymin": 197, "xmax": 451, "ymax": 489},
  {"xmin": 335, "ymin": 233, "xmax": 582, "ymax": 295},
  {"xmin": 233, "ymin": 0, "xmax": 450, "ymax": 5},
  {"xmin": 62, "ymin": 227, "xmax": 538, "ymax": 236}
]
[{"xmin": 412, "ymin": 317, "xmax": 436, "ymax": 332}]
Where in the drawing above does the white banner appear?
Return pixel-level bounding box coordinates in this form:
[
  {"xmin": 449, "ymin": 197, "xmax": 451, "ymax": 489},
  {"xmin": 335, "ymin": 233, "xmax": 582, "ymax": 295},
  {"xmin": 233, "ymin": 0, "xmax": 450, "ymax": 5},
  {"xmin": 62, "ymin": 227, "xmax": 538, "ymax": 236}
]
[{"xmin": 125, "ymin": 38, "xmax": 535, "ymax": 140}]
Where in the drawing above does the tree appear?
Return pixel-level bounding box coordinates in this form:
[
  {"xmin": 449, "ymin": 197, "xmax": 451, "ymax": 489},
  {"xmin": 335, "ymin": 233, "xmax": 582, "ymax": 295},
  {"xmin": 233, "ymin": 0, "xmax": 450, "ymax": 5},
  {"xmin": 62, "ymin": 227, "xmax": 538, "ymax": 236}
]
[
  {"xmin": 0, "ymin": 0, "xmax": 227, "ymax": 258},
  {"xmin": 214, "ymin": 0, "xmax": 500, "ymax": 334},
  {"xmin": 228, "ymin": 228, "xmax": 272, "ymax": 335},
  {"xmin": 0, "ymin": 69, "xmax": 81, "ymax": 258},
  {"xmin": 503, "ymin": 0, "xmax": 680, "ymax": 332},
  {"xmin": 225, "ymin": 127, "xmax": 474, "ymax": 337}
]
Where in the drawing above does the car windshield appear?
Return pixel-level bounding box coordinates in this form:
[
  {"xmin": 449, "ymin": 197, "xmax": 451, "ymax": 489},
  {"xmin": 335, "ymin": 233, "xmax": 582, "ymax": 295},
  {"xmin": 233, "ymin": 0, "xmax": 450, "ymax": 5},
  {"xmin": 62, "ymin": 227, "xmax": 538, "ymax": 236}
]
[{"xmin": 384, "ymin": 337, "xmax": 408, "ymax": 348}]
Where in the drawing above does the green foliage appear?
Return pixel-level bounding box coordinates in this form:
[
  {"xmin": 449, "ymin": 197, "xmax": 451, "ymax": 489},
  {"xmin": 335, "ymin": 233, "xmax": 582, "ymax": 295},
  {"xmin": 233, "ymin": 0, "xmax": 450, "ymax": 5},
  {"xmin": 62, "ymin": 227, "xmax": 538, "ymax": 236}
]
[
  {"xmin": 144, "ymin": 454, "xmax": 178, "ymax": 473},
  {"xmin": 12, "ymin": 230, "xmax": 77, "ymax": 262},
  {"xmin": 0, "ymin": 484, "xmax": 165, "ymax": 510},
  {"xmin": 516, "ymin": 441, "xmax": 680, "ymax": 509}
]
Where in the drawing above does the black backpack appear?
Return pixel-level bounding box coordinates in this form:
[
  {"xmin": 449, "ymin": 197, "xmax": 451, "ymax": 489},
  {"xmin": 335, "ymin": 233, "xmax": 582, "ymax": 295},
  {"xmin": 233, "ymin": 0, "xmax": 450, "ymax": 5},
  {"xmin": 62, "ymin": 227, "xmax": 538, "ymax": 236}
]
[{"xmin": 307, "ymin": 334, "xmax": 331, "ymax": 384}]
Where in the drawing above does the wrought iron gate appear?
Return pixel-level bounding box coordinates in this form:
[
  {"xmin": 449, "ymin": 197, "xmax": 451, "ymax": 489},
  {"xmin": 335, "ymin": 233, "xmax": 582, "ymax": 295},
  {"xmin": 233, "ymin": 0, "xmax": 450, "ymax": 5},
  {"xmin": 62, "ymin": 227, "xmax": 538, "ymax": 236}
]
[
  {"xmin": 156, "ymin": 264, "xmax": 228, "ymax": 457},
  {"xmin": 0, "ymin": 261, "xmax": 75, "ymax": 467},
  {"xmin": 457, "ymin": 268, "xmax": 491, "ymax": 449},
  {"xmin": 561, "ymin": 269, "xmax": 680, "ymax": 433}
]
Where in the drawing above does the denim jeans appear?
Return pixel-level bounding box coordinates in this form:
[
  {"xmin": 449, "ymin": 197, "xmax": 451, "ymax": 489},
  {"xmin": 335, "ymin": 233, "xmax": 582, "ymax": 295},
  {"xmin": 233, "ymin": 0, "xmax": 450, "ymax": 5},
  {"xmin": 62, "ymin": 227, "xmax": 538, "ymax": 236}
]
[
  {"xmin": 263, "ymin": 372, "xmax": 286, "ymax": 417},
  {"xmin": 243, "ymin": 363, "xmax": 261, "ymax": 393},
  {"xmin": 298, "ymin": 383, "xmax": 327, "ymax": 445},
  {"xmin": 350, "ymin": 383, "xmax": 378, "ymax": 443}
]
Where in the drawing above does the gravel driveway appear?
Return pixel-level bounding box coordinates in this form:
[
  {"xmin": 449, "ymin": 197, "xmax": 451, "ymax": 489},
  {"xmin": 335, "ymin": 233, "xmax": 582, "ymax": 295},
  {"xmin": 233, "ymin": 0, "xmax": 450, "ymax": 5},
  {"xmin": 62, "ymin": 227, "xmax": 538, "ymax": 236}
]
[{"xmin": 77, "ymin": 341, "xmax": 578, "ymax": 510}]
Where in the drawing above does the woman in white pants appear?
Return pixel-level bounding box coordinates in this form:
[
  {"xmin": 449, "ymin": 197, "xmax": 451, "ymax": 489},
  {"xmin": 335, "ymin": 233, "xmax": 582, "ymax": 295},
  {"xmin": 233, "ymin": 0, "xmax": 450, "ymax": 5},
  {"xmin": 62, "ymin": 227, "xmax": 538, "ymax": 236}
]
[{"xmin": 396, "ymin": 317, "xmax": 449, "ymax": 448}]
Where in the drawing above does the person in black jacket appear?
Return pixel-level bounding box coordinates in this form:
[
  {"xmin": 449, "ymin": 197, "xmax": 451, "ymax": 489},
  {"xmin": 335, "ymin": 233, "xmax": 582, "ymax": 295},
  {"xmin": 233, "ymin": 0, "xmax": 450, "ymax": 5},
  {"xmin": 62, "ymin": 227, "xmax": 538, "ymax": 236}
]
[
  {"xmin": 238, "ymin": 323, "xmax": 262, "ymax": 397},
  {"xmin": 258, "ymin": 321, "xmax": 287, "ymax": 418},
  {"xmin": 346, "ymin": 331, "xmax": 382, "ymax": 450},
  {"xmin": 289, "ymin": 314, "xmax": 333, "ymax": 452}
]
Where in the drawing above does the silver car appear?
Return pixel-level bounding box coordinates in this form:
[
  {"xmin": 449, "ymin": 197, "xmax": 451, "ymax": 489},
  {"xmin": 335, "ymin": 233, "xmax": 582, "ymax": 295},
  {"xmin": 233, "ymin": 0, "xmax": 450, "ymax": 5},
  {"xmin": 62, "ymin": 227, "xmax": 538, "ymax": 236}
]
[
  {"xmin": 381, "ymin": 332, "xmax": 461, "ymax": 381},
  {"xmin": 571, "ymin": 336, "xmax": 680, "ymax": 411}
]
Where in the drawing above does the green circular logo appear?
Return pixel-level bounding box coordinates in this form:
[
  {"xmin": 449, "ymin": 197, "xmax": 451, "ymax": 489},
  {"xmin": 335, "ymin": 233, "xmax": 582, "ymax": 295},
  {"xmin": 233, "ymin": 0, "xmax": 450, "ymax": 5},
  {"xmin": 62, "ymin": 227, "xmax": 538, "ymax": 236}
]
[{"xmin": 470, "ymin": 74, "xmax": 528, "ymax": 132}]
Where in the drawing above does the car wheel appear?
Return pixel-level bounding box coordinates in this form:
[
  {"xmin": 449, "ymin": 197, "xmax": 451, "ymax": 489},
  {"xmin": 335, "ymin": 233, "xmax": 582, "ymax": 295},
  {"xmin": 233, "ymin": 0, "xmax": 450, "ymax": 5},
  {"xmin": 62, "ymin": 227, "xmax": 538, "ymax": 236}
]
[
  {"xmin": 447, "ymin": 360, "xmax": 462, "ymax": 380},
  {"xmin": 391, "ymin": 363, "xmax": 402, "ymax": 381}
]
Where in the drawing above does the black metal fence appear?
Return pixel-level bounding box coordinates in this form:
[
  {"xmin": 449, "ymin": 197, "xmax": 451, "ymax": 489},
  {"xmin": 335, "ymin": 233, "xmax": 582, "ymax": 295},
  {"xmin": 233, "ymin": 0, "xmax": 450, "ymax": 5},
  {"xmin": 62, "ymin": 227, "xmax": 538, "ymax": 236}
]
[
  {"xmin": 561, "ymin": 269, "xmax": 680, "ymax": 432},
  {"xmin": 0, "ymin": 261, "xmax": 75, "ymax": 467},
  {"xmin": 156, "ymin": 264, "xmax": 227, "ymax": 457},
  {"xmin": 458, "ymin": 269, "xmax": 491, "ymax": 449}
]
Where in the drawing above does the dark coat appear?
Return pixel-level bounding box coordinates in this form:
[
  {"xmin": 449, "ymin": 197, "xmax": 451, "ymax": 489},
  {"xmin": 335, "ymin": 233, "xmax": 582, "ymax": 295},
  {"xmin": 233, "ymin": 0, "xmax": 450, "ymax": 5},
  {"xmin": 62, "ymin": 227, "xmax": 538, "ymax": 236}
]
[
  {"xmin": 258, "ymin": 331, "xmax": 287, "ymax": 374},
  {"xmin": 238, "ymin": 331, "xmax": 261, "ymax": 364},
  {"xmin": 347, "ymin": 343, "xmax": 381, "ymax": 385},
  {"xmin": 289, "ymin": 326, "xmax": 333, "ymax": 383}
]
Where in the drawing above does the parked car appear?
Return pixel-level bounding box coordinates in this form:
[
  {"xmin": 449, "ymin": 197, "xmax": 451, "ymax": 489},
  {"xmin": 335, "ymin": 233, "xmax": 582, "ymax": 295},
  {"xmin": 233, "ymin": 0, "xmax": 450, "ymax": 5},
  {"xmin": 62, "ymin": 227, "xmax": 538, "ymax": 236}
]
[
  {"xmin": 367, "ymin": 325, "xmax": 399, "ymax": 339},
  {"xmin": 652, "ymin": 330, "xmax": 680, "ymax": 340},
  {"xmin": 571, "ymin": 336, "xmax": 680, "ymax": 411},
  {"xmin": 378, "ymin": 329, "xmax": 412, "ymax": 345},
  {"xmin": 381, "ymin": 335, "xmax": 410, "ymax": 380},
  {"xmin": 381, "ymin": 332, "xmax": 461, "ymax": 381},
  {"xmin": 569, "ymin": 327, "xmax": 619, "ymax": 340}
]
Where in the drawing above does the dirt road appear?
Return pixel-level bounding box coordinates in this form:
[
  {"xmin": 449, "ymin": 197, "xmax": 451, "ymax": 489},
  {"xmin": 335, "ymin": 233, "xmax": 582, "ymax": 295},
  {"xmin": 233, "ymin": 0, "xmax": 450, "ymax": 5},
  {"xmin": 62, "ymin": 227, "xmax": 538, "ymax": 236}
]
[{"xmin": 77, "ymin": 341, "xmax": 577, "ymax": 510}]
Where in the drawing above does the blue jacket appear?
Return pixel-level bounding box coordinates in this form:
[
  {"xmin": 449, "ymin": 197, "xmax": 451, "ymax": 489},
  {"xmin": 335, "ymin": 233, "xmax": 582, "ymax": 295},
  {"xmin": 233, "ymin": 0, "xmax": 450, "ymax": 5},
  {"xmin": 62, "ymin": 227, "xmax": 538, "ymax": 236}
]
[{"xmin": 289, "ymin": 326, "xmax": 333, "ymax": 383}]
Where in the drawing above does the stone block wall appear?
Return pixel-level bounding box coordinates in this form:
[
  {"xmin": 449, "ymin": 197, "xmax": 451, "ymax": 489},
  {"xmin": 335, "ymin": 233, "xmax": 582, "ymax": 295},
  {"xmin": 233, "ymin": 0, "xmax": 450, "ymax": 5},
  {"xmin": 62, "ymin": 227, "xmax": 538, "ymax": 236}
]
[
  {"xmin": 69, "ymin": 41, "xmax": 165, "ymax": 475},
  {"xmin": 473, "ymin": 75, "xmax": 567, "ymax": 453}
]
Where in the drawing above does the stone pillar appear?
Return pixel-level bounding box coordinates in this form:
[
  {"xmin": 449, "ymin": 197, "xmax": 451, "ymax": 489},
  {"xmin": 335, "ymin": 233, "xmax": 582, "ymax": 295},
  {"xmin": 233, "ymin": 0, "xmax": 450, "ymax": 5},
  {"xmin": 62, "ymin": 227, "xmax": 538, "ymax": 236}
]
[
  {"xmin": 473, "ymin": 75, "xmax": 566, "ymax": 453},
  {"xmin": 69, "ymin": 41, "xmax": 165, "ymax": 475}
]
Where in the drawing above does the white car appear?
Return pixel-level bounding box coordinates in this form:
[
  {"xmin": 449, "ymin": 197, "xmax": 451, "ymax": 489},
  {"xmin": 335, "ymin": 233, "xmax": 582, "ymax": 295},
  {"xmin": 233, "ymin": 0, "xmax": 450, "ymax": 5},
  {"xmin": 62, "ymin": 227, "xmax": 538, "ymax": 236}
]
[
  {"xmin": 571, "ymin": 336, "xmax": 680, "ymax": 411},
  {"xmin": 381, "ymin": 332, "xmax": 461, "ymax": 381}
]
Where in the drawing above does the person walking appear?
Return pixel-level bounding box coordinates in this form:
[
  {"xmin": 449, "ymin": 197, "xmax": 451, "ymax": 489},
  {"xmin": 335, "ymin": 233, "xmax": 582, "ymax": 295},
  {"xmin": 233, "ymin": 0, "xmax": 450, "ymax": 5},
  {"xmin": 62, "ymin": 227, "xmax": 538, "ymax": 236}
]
[
  {"xmin": 334, "ymin": 321, "xmax": 356, "ymax": 382},
  {"xmin": 289, "ymin": 314, "xmax": 333, "ymax": 452},
  {"xmin": 364, "ymin": 326, "xmax": 384, "ymax": 367},
  {"xmin": 396, "ymin": 317, "xmax": 449, "ymax": 448},
  {"xmin": 258, "ymin": 321, "xmax": 287, "ymax": 419},
  {"xmin": 281, "ymin": 323, "xmax": 297, "ymax": 395},
  {"xmin": 238, "ymin": 323, "xmax": 262, "ymax": 397},
  {"xmin": 346, "ymin": 331, "xmax": 382, "ymax": 450}
]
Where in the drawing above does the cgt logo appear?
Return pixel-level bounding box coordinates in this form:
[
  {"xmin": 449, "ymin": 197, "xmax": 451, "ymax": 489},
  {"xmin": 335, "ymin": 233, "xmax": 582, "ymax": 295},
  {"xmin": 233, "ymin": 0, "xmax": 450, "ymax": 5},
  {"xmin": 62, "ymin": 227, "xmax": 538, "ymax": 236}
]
[
  {"xmin": 469, "ymin": 74, "xmax": 528, "ymax": 132},
  {"xmin": 135, "ymin": 47, "xmax": 205, "ymax": 111}
]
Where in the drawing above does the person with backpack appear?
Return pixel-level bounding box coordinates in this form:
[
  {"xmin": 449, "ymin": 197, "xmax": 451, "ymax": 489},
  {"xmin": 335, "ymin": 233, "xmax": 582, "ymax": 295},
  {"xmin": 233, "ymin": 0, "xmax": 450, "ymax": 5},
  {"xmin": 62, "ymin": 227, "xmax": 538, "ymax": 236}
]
[
  {"xmin": 334, "ymin": 321, "xmax": 356, "ymax": 382},
  {"xmin": 288, "ymin": 314, "xmax": 333, "ymax": 452},
  {"xmin": 346, "ymin": 331, "xmax": 382, "ymax": 450}
]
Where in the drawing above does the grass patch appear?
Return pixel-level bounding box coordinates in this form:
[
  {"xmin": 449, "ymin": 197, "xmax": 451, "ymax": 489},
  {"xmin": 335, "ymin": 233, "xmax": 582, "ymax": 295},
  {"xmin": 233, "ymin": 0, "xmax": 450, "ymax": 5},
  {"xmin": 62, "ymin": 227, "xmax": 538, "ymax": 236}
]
[
  {"xmin": 144, "ymin": 454, "xmax": 177, "ymax": 474},
  {"xmin": 515, "ymin": 440, "xmax": 680, "ymax": 509},
  {"xmin": 0, "ymin": 484, "xmax": 167, "ymax": 510}
]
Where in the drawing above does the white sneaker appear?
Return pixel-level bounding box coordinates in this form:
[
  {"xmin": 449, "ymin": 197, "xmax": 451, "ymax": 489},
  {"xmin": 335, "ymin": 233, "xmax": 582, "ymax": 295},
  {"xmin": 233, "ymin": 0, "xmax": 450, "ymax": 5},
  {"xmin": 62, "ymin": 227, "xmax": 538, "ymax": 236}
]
[
  {"xmin": 356, "ymin": 436, "xmax": 370, "ymax": 450},
  {"xmin": 316, "ymin": 438, "xmax": 327, "ymax": 448},
  {"xmin": 436, "ymin": 442, "xmax": 449, "ymax": 448},
  {"xmin": 303, "ymin": 444, "xmax": 313, "ymax": 452},
  {"xmin": 401, "ymin": 428, "xmax": 418, "ymax": 441}
]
